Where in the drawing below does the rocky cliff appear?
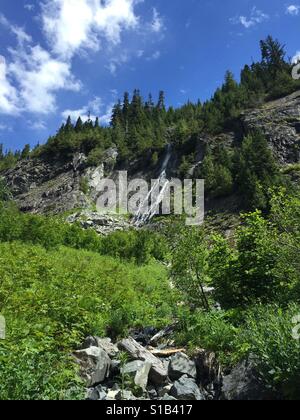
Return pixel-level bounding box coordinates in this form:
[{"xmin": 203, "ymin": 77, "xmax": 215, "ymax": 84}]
[{"xmin": 2, "ymin": 90, "xmax": 300, "ymax": 226}]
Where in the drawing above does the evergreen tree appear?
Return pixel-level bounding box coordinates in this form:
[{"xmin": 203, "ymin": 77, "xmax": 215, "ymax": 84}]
[
  {"xmin": 65, "ymin": 116, "xmax": 73, "ymax": 132},
  {"xmin": 157, "ymin": 91, "xmax": 166, "ymax": 112},
  {"xmin": 21, "ymin": 144, "xmax": 30, "ymax": 160},
  {"xmin": 75, "ymin": 117, "xmax": 83, "ymax": 132},
  {"xmin": 260, "ymin": 36, "xmax": 287, "ymax": 79},
  {"xmin": 234, "ymin": 131, "xmax": 280, "ymax": 210}
]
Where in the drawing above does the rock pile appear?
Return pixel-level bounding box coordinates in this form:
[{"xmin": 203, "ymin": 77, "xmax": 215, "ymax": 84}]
[
  {"xmin": 66, "ymin": 211, "xmax": 131, "ymax": 236},
  {"xmin": 74, "ymin": 328, "xmax": 222, "ymax": 401}
]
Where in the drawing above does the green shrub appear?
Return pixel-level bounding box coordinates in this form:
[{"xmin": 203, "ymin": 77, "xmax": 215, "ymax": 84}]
[
  {"xmin": 176, "ymin": 308, "xmax": 240, "ymax": 365},
  {"xmin": 240, "ymin": 304, "xmax": 300, "ymax": 400}
]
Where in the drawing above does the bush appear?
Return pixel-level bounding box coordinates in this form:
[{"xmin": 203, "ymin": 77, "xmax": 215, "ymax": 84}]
[
  {"xmin": 101, "ymin": 229, "xmax": 167, "ymax": 265},
  {"xmin": 176, "ymin": 308, "xmax": 240, "ymax": 365},
  {"xmin": 209, "ymin": 189, "xmax": 300, "ymax": 309},
  {"xmin": 240, "ymin": 304, "xmax": 300, "ymax": 400}
]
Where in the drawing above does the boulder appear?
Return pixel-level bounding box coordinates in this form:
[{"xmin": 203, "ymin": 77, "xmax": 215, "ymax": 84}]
[
  {"xmin": 122, "ymin": 360, "xmax": 152, "ymax": 391},
  {"xmin": 135, "ymin": 362, "xmax": 152, "ymax": 391},
  {"xmin": 118, "ymin": 337, "xmax": 168, "ymax": 385},
  {"xmin": 81, "ymin": 336, "xmax": 98, "ymax": 349},
  {"xmin": 96, "ymin": 337, "xmax": 119, "ymax": 358},
  {"xmin": 74, "ymin": 346, "xmax": 111, "ymax": 387},
  {"xmin": 170, "ymin": 376, "xmax": 205, "ymax": 401},
  {"xmin": 122, "ymin": 360, "xmax": 145, "ymax": 376},
  {"xmin": 221, "ymin": 357, "xmax": 279, "ymax": 400},
  {"xmin": 168, "ymin": 352, "xmax": 197, "ymax": 381}
]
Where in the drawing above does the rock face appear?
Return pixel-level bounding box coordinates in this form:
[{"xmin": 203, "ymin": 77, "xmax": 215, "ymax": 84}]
[
  {"xmin": 3, "ymin": 91, "xmax": 300, "ymax": 219},
  {"xmin": 2, "ymin": 91, "xmax": 299, "ymax": 233},
  {"xmin": 3, "ymin": 156, "xmax": 89, "ymax": 214},
  {"xmin": 242, "ymin": 90, "xmax": 300, "ymax": 164}
]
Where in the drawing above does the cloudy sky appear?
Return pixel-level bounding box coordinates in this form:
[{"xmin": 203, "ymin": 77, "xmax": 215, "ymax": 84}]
[{"xmin": 0, "ymin": 0, "xmax": 299, "ymax": 151}]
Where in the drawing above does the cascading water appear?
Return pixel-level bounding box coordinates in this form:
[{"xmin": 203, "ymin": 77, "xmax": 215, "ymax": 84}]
[{"xmin": 134, "ymin": 144, "xmax": 172, "ymax": 226}]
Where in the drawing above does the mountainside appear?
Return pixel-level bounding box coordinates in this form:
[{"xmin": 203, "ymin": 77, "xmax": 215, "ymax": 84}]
[
  {"xmin": 2, "ymin": 89, "xmax": 300, "ymax": 222},
  {"xmin": 1, "ymin": 35, "xmax": 300, "ymax": 401}
]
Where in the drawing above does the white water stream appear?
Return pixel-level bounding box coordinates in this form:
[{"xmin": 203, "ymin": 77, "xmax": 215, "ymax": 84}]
[{"xmin": 134, "ymin": 145, "xmax": 172, "ymax": 226}]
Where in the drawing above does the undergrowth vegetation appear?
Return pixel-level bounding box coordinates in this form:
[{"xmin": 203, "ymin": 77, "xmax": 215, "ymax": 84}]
[{"xmin": 0, "ymin": 242, "xmax": 175, "ymax": 400}]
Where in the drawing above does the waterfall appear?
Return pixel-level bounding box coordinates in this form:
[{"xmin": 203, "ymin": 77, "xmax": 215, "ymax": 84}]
[{"xmin": 134, "ymin": 145, "xmax": 172, "ymax": 226}]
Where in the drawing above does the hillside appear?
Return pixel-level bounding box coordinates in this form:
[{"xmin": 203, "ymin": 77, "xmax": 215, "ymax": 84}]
[{"xmin": 1, "ymin": 36, "xmax": 300, "ymax": 401}]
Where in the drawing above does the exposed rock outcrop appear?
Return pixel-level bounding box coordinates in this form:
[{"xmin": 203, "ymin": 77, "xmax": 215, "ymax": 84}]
[{"xmin": 242, "ymin": 90, "xmax": 300, "ymax": 164}]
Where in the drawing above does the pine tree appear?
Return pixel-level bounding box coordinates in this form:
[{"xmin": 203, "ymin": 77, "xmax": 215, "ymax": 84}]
[
  {"xmin": 65, "ymin": 116, "xmax": 73, "ymax": 132},
  {"xmin": 157, "ymin": 91, "xmax": 166, "ymax": 112},
  {"xmin": 75, "ymin": 117, "xmax": 83, "ymax": 132},
  {"xmin": 21, "ymin": 144, "xmax": 30, "ymax": 160},
  {"xmin": 234, "ymin": 131, "xmax": 280, "ymax": 210},
  {"xmin": 111, "ymin": 101, "xmax": 122, "ymax": 128},
  {"xmin": 260, "ymin": 36, "xmax": 287, "ymax": 78},
  {"xmin": 122, "ymin": 92, "xmax": 130, "ymax": 133}
]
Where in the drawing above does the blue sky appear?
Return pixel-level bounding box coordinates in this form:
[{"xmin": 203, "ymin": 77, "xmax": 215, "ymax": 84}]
[{"xmin": 0, "ymin": 0, "xmax": 299, "ymax": 151}]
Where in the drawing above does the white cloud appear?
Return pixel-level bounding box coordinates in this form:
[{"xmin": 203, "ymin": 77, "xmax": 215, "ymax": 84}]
[
  {"xmin": 62, "ymin": 96, "xmax": 103, "ymax": 122},
  {"xmin": 110, "ymin": 88, "xmax": 118, "ymax": 97},
  {"xmin": 0, "ymin": 13, "xmax": 32, "ymax": 45},
  {"xmin": 0, "ymin": 56, "xmax": 19, "ymax": 115},
  {"xmin": 29, "ymin": 120, "xmax": 47, "ymax": 130},
  {"xmin": 286, "ymin": 5, "xmax": 300, "ymax": 15},
  {"xmin": 146, "ymin": 50, "xmax": 161, "ymax": 61},
  {"xmin": 42, "ymin": 0, "xmax": 139, "ymax": 59},
  {"xmin": 0, "ymin": 2, "xmax": 162, "ymax": 117},
  {"xmin": 24, "ymin": 4, "xmax": 35, "ymax": 12},
  {"xmin": 106, "ymin": 52, "xmax": 129, "ymax": 75},
  {"xmin": 230, "ymin": 7, "xmax": 269, "ymax": 29},
  {"xmin": 292, "ymin": 51, "xmax": 300, "ymax": 64},
  {"xmin": 0, "ymin": 123, "xmax": 12, "ymax": 131},
  {"xmin": 151, "ymin": 8, "xmax": 164, "ymax": 33},
  {"xmin": 9, "ymin": 45, "xmax": 81, "ymax": 114},
  {"xmin": 62, "ymin": 98, "xmax": 113, "ymax": 125},
  {"xmin": 107, "ymin": 62, "xmax": 117, "ymax": 75},
  {"xmin": 99, "ymin": 103, "xmax": 114, "ymax": 125}
]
